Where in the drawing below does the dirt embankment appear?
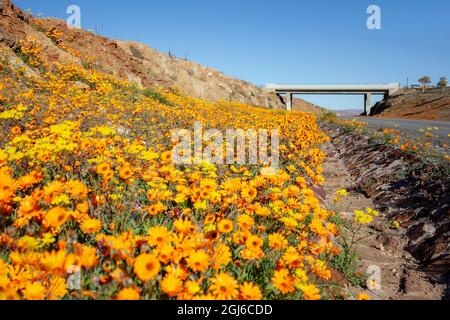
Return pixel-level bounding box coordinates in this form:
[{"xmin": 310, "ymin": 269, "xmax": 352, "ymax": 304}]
[
  {"xmin": 323, "ymin": 124, "xmax": 450, "ymax": 298},
  {"xmin": 370, "ymin": 88, "xmax": 450, "ymax": 120},
  {"xmin": 0, "ymin": 0, "xmax": 321, "ymax": 113}
]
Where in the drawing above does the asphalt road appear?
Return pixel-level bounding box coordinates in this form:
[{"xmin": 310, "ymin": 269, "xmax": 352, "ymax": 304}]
[
  {"xmin": 355, "ymin": 117, "xmax": 450, "ymax": 139},
  {"xmin": 340, "ymin": 116, "xmax": 450, "ymax": 145}
]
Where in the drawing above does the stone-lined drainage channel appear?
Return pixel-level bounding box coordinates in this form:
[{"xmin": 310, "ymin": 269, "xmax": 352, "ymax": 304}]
[{"xmin": 321, "ymin": 137, "xmax": 446, "ymax": 300}]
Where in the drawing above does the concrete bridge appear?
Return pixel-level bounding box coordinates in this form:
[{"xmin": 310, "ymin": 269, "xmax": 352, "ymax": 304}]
[{"xmin": 263, "ymin": 83, "xmax": 401, "ymax": 114}]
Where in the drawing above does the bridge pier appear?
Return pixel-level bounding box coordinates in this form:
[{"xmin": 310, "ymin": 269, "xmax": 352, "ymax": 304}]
[
  {"xmin": 285, "ymin": 93, "xmax": 292, "ymax": 111},
  {"xmin": 364, "ymin": 93, "xmax": 372, "ymax": 115},
  {"xmin": 277, "ymin": 92, "xmax": 293, "ymax": 111}
]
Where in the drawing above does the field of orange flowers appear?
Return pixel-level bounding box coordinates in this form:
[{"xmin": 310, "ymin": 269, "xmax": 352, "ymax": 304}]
[{"xmin": 0, "ymin": 38, "xmax": 362, "ymax": 300}]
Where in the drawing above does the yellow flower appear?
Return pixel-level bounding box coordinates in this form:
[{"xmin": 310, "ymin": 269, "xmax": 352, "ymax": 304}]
[
  {"xmin": 40, "ymin": 233, "xmax": 56, "ymax": 247},
  {"xmin": 80, "ymin": 217, "xmax": 102, "ymax": 234},
  {"xmin": 357, "ymin": 293, "xmax": 371, "ymax": 300},
  {"xmin": 200, "ymin": 178, "xmax": 217, "ymax": 192},
  {"xmin": 18, "ymin": 235, "xmax": 40, "ymax": 250},
  {"xmin": 354, "ymin": 208, "xmax": 379, "ymax": 225},
  {"xmin": 148, "ymin": 202, "xmax": 168, "ymax": 216},
  {"xmin": 116, "ymin": 287, "xmax": 140, "ymax": 300},
  {"xmin": 354, "ymin": 210, "xmax": 373, "ymax": 225},
  {"xmin": 22, "ymin": 282, "xmax": 46, "ymax": 300},
  {"xmin": 335, "ymin": 189, "xmax": 348, "ymax": 197},
  {"xmin": 272, "ymin": 269, "xmax": 295, "ymax": 294},
  {"xmin": 134, "ymin": 254, "xmax": 161, "ymax": 282},
  {"xmin": 173, "ymin": 219, "xmax": 194, "ymax": 234},
  {"xmin": 119, "ymin": 166, "xmax": 133, "ymax": 180},
  {"xmin": 366, "ymin": 208, "xmax": 379, "ymax": 217},
  {"xmin": 148, "ymin": 226, "xmax": 172, "ymax": 247},
  {"xmin": 241, "ymin": 186, "xmax": 257, "ymax": 200},
  {"xmin": 160, "ymin": 274, "xmax": 183, "ymax": 298},
  {"xmin": 47, "ymin": 276, "xmax": 68, "ymax": 300},
  {"xmin": 245, "ymin": 235, "xmax": 263, "ymax": 251},
  {"xmin": 51, "ymin": 194, "xmax": 71, "ymax": 206},
  {"xmin": 217, "ymin": 219, "xmax": 234, "ymax": 234},
  {"xmin": 174, "ymin": 193, "xmax": 187, "ymax": 204},
  {"xmin": 161, "ymin": 151, "xmax": 172, "ymax": 163},
  {"xmin": 239, "ymin": 282, "xmax": 262, "ymax": 300},
  {"xmin": 209, "ymin": 273, "xmax": 239, "ymax": 300},
  {"xmin": 268, "ymin": 233, "xmax": 288, "ymax": 250},
  {"xmin": 237, "ymin": 214, "xmax": 254, "ymax": 230},
  {"xmin": 211, "ymin": 243, "xmax": 232, "ymax": 270},
  {"xmin": 298, "ymin": 283, "xmax": 321, "ymax": 300},
  {"xmin": 391, "ymin": 220, "xmax": 401, "ymax": 229},
  {"xmin": 186, "ymin": 250, "xmax": 210, "ymax": 273},
  {"xmin": 44, "ymin": 207, "xmax": 70, "ymax": 229},
  {"xmin": 294, "ymin": 269, "xmax": 309, "ymax": 284},
  {"xmin": 97, "ymin": 162, "xmax": 111, "ymax": 175},
  {"xmin": 186, "ymin": 280, "xmax": 201, "ymax": 295},
  {"xmin": 193, "ymin": 200, "xmax": 207, "ymax": 211}
]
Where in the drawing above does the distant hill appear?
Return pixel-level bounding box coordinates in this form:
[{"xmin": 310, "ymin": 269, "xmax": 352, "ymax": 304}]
[
  {"xmin": 335, "ymin": 109, "xmax": 363, "ymax": 118},
  {"xmin": 370, "ymin": 88, "xmax": 450, "ymax": 120},
  {"xmin": 0, "ymin": 0, "xmax": 322, "ymax": 114}
]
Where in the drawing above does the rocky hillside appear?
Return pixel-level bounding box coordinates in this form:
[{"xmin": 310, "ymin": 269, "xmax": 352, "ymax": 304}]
[
  {"xmin": 370, "ymin": 88, "xmax": 450, "ymax": 120},
  {"xmin": 0, "ymin": 0, "xmax": 321, "ymax": 113}
]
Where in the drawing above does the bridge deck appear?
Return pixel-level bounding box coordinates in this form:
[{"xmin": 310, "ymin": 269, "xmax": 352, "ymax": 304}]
[{"xmin": 263, "ymin": 83, "xmax": 400, "ymax": 94}]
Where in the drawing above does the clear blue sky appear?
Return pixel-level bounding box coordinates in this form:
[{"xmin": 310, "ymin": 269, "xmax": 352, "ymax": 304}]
[{"xmin": 15, "ymin": 0, "xmax": 450, "ymax": 110}]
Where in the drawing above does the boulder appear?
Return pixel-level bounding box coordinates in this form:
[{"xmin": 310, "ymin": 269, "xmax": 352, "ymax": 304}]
[{"xmin": 0, "ymin": 30, "xmax": 16, "ymax": 48}]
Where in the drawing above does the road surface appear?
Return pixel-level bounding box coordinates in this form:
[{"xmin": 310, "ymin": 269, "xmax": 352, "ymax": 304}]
[
  {"xmin": 356, "ymin": 117, "xmax": 450, "ymax": 139},
  {"xmin": 340, "ymin": 117, "xmax": 450, "ymax": 150}
]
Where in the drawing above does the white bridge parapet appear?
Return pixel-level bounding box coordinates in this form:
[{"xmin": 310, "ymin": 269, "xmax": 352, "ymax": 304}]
[{"xmin": 263, "ymin": 83, "xmax": 401, "ymax": 113}]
